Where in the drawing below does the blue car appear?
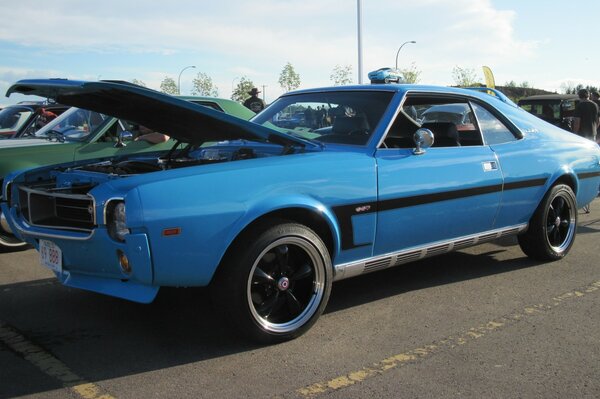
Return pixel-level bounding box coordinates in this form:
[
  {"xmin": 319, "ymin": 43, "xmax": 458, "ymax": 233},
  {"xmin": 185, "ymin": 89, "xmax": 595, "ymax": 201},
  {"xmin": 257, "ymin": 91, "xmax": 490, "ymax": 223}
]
[
  {"xmin": 3, "ymin": 79, "xmax": 600, "ymax": 343},
  {"xmin": 368, "ymin": 67, "xmax": 404, "ymax": 84}
]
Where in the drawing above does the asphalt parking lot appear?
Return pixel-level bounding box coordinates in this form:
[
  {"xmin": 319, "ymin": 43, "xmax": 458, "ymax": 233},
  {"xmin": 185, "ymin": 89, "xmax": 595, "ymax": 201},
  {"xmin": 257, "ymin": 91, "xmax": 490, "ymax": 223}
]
[{"xmin": 1, "ymin": 199, "xmax": 599, "ymax": 399}]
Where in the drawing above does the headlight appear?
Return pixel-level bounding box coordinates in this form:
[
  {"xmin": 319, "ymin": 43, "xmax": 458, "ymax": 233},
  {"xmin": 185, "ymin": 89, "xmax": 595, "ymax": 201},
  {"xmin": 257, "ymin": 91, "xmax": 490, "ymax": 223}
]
[{"xmin": 107, "ymin": 201, "xmax": 129, "ymax": 242}]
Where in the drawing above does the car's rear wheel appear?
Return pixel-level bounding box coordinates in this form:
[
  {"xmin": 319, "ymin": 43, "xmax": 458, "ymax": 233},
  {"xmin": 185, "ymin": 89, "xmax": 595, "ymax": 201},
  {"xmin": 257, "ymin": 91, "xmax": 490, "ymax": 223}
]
[
  {"xmin": 0, "ymin": 208, "xmax": 28, "ymax": 251},
  {"xmin": 518, "ymin": 184, "xmax": 577, "ymax": 261},
  {"xmin": 210, "ymin": 222, "xmax": 332, "ymax": 343}
]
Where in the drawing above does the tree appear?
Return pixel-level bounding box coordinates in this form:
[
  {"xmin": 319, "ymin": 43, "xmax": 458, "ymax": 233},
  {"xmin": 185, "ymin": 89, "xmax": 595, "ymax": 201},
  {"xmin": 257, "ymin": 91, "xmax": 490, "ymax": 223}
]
[
  {"xmin": 278, "ymin": 62, "xmax": 301, "ymax": 92},
  {"xmin": 131, "ymin": 79, "xmax": 147, "ymax": 88},
  {"xmin": 560, "ymin": 82, "xmax": 598, "ymax": 95},
  {"xmin": 159, "ymin": 76, "xmax": 178, "ymax": 95},
  {"xmin": 330, "ymin": 64, "xmax": 353, "ymax": 86},
  {"xmin": 231, "ymin": 76, "xmax": 256, "ymax": 103},
  {"xmin": 191, "ymin": 72, "xmax": 219, "ymax": 97},
  {"xmin": 452, "ymin": 66, "xmax": 480, "ymax": 87},
  {"xmin": 400, "ymin": 63, "xmax": 422, "ymax": 84}
]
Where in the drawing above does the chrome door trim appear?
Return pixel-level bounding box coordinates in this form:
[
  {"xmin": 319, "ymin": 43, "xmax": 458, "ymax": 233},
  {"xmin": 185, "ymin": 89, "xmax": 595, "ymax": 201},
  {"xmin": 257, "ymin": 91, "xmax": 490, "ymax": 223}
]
[{"xmin": 333, "ymin": 223, "xmax": 527, "ymax": 281}]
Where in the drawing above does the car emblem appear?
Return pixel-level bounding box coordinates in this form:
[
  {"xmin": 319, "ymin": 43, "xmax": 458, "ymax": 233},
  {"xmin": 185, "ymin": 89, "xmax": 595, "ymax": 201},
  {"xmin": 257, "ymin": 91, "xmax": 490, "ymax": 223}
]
[
  {"xmin": 88, "ymin": 205, "xmax": 94, "ymax": 214},
  {"xmin": 277, "ymin": 277, "xmax": 290, "ymax": 291},
  {"xmin": 355, "ymin": 205, "xmax": 371, "ymax": 213}
]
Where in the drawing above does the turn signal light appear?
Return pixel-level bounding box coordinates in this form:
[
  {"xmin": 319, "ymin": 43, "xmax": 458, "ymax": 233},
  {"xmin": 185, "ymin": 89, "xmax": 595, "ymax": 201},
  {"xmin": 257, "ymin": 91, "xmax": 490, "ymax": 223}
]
[{"xmin": 117, "ymin": 250, "xmax": 132, "ymax": 274}]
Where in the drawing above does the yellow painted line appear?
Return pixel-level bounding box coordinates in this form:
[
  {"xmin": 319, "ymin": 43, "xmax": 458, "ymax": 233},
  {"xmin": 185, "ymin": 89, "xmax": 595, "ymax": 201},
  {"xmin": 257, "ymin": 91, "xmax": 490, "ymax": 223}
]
[
  {"xmin": 297, "ymin": 280, "xmax": 600, "ymax": 397},
  {"xmin": 0, "ymin": 321, "xmax": 116, "ymax": 399}
]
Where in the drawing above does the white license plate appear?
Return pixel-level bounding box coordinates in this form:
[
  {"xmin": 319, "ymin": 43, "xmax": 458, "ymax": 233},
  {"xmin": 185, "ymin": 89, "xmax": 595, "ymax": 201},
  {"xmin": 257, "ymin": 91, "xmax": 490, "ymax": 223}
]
[{"xmin": 39, "ymin": 239, "xmax": 62, "ymax": 273}]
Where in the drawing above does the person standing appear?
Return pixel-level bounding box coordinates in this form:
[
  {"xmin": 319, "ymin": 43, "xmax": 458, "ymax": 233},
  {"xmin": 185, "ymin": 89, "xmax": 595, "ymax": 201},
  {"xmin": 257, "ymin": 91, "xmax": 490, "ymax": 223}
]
[
  {"xmin": 243, "ymin": 88, "xmax": 265, "ymax": 113},
  {"xmin": 591, "ymin": 91, "xmax": 600, "ymax": 139},
  {"xmin": 573, "ymin": 89, "xmax": 599, "ymax": 141}
]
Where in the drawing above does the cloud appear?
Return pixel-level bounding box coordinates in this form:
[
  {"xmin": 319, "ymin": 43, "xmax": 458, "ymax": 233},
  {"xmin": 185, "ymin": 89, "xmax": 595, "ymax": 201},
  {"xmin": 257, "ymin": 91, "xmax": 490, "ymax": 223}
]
[{"xmin": 0, "ymin": 0, "xmax": 544, "ymax": 96}]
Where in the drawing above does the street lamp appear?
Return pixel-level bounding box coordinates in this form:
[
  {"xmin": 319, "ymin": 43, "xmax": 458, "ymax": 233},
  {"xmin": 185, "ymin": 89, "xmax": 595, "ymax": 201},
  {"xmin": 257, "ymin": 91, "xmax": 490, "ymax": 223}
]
[
  {"xmin": 177, "ymin": 65, "xmax": 196, "ymax": 95},
  {"xmin": 395, "ymin": 41, "xmax": 416, "ymax": 69}
]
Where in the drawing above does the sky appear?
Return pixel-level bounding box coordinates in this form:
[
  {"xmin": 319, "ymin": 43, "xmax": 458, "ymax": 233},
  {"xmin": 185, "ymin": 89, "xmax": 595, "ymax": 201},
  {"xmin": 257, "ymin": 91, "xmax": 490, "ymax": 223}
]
[{"xmin": 1, "ymin": 0, "xmax": 599, "ymax": 106}]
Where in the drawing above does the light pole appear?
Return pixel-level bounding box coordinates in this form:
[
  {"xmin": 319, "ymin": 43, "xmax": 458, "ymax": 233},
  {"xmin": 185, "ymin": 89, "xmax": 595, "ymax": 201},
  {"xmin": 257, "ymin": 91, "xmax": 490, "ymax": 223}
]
[
  {"xmin": 395, "ymin": 41, "xmax": 416, "ymax": 69},
  {"xmin": 177, "ymin": 65, "xmax": 196, "ymax": 95},
  {"xmin": 357, "ymin": 0, "xmax": 363, "ymax": 84}
]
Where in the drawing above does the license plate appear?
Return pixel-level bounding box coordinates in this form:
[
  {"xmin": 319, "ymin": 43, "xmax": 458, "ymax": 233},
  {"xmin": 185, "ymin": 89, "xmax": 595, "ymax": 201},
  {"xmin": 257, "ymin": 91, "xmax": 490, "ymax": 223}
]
[{"xmin": 39, "ymin": 239, "xmax": 62, "ymax": 273}]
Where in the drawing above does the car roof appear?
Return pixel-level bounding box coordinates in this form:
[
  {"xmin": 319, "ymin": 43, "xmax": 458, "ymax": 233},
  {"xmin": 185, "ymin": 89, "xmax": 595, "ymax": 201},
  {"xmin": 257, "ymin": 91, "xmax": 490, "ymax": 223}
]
[{"xmin": 519, "ymin": 94, "xmax": 578, "ymax": 101}]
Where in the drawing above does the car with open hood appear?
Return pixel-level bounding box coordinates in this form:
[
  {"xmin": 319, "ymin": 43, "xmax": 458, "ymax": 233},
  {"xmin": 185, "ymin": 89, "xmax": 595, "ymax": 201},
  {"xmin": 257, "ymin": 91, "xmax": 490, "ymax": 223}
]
[
  {"xmin": 2, "ymin": 79, "xmax": 600, "ymax": 343},
  {"xmin": 0, "ymin": 83, "xmax": 255, "ymax": 250}
]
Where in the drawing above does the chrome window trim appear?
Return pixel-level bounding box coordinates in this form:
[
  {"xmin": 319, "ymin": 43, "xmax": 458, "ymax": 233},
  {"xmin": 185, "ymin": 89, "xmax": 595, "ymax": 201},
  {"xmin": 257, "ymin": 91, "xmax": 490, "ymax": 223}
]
[
  {"xmin": 377, "ymin": 90, "xmax": 491, "ymax": 150},
  {"xmin": 333, "ymin": 223, "xmax": 528, "ymax": 281}
]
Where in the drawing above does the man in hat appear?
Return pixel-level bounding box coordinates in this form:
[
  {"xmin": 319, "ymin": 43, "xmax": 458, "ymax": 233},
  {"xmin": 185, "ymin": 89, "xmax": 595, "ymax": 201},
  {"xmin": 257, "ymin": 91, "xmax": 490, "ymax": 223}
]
[
  {"xmin": 243, "ymin": 88, "xmax": 265, "ymax": 113},
  {"xmin": 573, "ymin": 88, "xmax": 599, "ymax": 141}
]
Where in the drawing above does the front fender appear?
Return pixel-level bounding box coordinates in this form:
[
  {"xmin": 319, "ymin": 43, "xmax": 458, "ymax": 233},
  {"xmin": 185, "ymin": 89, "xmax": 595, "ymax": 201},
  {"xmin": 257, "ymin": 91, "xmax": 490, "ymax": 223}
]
[{"xmin": 224, "ymin": 195, "xmax": 342, "ymax": 260}]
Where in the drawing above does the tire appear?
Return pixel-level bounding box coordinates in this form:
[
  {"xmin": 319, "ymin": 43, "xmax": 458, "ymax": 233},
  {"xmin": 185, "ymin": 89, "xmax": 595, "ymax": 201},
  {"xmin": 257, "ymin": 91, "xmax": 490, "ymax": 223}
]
[
  {"xmin": 518, "ymin": 184, "xmax": 577, "ymax": 261},
  {"xmin": 210, "ymin": 222, "xmax": 332, "ymax": 344}
]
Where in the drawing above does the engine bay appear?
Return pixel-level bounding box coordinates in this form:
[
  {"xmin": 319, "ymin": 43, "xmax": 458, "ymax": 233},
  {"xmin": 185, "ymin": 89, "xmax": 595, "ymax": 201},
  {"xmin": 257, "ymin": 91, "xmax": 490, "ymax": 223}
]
[{"xmin": 75, "ymin": 140, "xmax": 282, "ymax": 176}]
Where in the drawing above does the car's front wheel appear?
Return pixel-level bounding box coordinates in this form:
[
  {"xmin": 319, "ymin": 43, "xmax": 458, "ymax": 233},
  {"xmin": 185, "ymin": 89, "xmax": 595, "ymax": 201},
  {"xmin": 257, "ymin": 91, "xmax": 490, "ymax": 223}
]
[
  {"xmin": 518, "ymin": 184, "xmax": 577, "ymax": 261},
  {"xmin": 211, "ymin": 222, "xmax": 332, "ymax": 343}
]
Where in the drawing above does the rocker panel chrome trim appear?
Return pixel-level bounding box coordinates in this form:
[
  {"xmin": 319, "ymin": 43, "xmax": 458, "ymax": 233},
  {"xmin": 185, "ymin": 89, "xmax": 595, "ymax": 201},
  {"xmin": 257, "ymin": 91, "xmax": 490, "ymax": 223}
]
[{"xmin": 333, "ymin": 223, "xmax": 528, "ymax": 281}]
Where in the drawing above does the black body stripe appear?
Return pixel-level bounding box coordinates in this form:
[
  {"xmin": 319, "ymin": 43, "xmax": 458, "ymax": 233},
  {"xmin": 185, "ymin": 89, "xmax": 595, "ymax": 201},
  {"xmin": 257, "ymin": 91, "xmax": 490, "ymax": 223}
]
[
  {"xmin": 578, "ymin": 171, "xmax": 600, "ymax": 179},
  {"xmin": 332, "ymin": 177, "xmax": 547, "ymax": 250},
  {"xmin": 378, "ymin": 184, "xmax": 502, "ymax": 212}
]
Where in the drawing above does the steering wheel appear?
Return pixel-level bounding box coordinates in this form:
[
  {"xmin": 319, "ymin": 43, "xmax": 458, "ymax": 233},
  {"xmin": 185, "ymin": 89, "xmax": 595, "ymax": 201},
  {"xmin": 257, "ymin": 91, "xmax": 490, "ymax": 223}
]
[
  {"xmin": 45, "ymin": 130, "xmax": 65, "ymax": 142},
  {"xmin": 347, "ymin": 129, "xmax": 369, "ymax": 136}
]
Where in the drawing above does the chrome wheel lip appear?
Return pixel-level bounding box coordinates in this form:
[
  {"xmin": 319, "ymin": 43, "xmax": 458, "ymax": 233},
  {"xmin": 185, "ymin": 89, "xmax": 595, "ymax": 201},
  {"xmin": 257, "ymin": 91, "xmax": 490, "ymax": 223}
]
[
  {"xmin": 545, "ymin": 193, "xmax": 576, "ymax": 254},
  {"xmin": 247, "ymin": 236, "xmax": 326, "ymax": 334},
  {"xmin": 0, "ymin": 210, "xmax": 27, "ymax": 247}
]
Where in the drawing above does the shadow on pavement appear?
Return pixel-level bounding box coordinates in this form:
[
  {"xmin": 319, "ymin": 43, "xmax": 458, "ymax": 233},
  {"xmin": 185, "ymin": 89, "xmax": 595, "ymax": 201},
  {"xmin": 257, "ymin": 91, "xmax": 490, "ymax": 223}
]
[{"xmin": 0, "ymin": 232, "xmax": 593, "ymax": 398}]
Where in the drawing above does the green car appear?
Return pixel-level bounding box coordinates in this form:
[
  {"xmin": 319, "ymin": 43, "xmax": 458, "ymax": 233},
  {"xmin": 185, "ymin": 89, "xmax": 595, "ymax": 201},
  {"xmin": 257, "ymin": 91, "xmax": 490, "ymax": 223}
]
[{"xmin": 0, "ymin": 94, "xmax": 255, "ymax": 250}]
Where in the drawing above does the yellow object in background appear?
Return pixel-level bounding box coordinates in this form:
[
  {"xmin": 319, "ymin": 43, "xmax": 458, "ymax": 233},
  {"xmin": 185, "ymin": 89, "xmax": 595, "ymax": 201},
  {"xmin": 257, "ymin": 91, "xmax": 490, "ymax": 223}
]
[{"xmin": 482, "ymin": 66, "xmax": 495, "ymax": 89}]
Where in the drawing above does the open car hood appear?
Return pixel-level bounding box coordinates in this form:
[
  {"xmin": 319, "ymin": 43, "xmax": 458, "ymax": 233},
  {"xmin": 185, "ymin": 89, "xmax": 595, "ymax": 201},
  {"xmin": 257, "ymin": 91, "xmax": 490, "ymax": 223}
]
[{"xmin": 6, "ymin": 79, "xmax": 312, "ymax": 148}]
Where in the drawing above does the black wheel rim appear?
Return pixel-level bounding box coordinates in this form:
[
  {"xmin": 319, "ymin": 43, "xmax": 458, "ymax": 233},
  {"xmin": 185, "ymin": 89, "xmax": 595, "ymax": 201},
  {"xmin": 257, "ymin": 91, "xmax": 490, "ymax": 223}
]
[
  {"xmin": 545, "ymin": 193, "xmax": 575, "ymax": 252},
  {"xmin": 247, "ymin": 237, "xmax": 325, "ymax": 333}
]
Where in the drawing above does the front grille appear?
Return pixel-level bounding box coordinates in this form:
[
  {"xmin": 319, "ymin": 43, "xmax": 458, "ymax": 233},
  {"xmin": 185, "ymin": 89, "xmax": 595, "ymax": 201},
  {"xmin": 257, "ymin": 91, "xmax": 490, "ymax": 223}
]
[{"xmin": 19, "ymin": 187, "xmax": 95, "ymax": 231}]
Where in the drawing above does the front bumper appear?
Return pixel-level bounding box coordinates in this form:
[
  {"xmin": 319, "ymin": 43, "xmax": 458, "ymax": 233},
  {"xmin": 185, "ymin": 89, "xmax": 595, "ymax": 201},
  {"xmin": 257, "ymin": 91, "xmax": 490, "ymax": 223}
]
[{"xmin": 3, "ymin": 203, "xmax": 158, "ymax": 303}]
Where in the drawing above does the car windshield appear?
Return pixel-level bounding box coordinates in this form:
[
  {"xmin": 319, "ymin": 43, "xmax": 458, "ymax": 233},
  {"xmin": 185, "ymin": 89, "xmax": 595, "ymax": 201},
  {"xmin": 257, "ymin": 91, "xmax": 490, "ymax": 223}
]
[
  {"xmin": 252, "ymin": 91, "xmax": 394, "ymax": 145},
  {"xmin": 34, "ymin": 107, "xmax": 110, "ymax": 141},
  {"xmin": 0, "ymin": 106, "xmax": 33, "ymax": 138}
]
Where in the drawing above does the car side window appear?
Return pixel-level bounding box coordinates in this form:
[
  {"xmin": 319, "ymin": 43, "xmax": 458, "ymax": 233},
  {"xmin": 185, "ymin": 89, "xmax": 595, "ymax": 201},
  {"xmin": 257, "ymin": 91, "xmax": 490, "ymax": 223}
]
[
  {"xmin": 471, "ymin": 102, "xmax": 517, "ymax": 145},
  {"xmin": 382, "ymin": 96, "xmax": 484, "ymax": 148}
]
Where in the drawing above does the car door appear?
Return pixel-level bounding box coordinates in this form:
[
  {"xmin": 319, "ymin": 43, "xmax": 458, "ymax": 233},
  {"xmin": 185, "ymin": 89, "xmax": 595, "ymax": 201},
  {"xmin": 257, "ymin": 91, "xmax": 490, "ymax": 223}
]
[{"xmin": 374, "ymin": 95, "xmax": 503, "ymax": 256}]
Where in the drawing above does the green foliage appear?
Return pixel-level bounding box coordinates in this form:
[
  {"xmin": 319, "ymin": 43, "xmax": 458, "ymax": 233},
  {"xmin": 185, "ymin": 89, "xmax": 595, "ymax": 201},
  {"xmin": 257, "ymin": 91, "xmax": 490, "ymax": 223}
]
[
  {"xmin": 561, "ymin": 83, "xmax": 599, "ymax": 95},
  {"xmin": 159, "ymin": 76, "xmax": 178, "ymax": 95},
  {"xmin": 452, "ymin": 66, "xmax": 480, "ymax": 87},
  {"xmin": 231, "ymin": 76, "xmax": 255, "ymax": 103},
  {"xmin": 131, "ymin": 79, "xmax": 147, "ymax": 87},
  {"xmin": 400, "ymin": 63, "xmax": 422, "ymax": 84},
  {"xmin": 278, "ymin": 62, "xmax": 301, "ymax": 92},
  {"xmin": 191, "ymin": 72, "xmax": 219, "ymax": 97},
  {"xmin": 330, "ymin": 64, "xmax": 353, "ymax": 86}
]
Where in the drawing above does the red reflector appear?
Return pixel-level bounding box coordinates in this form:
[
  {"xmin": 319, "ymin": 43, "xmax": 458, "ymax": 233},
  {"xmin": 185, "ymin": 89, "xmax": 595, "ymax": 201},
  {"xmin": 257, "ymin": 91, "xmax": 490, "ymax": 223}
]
[{"xmin": 162, "ymin": 227, "xmax": 181, "ymax": 236}]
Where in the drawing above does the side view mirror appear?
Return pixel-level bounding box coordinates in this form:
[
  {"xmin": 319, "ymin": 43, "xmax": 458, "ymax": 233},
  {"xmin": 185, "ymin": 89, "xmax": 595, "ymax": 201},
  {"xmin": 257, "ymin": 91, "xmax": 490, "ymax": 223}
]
[
  {"xmin": 115, "ymin": 130, "xmax": 134, "ymax": 148},
  {"xmin": 413, "ymin": 128, "xmax": 434, "ymax": 155}
]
